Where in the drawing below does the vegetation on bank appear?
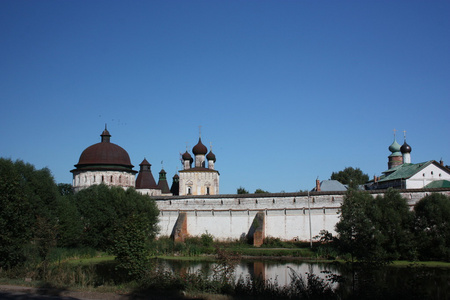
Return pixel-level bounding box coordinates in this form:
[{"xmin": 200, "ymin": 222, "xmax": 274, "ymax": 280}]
[{"xmin": 1, "ymin": 157, "xmax": 450, "ymax": 299}]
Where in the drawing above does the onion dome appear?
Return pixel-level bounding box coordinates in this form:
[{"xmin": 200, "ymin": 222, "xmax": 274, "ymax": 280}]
[
  {"xmin": 400, "ymin": 141, "xmax": 412, "ymax": 154},
  {"xmin": 192, "ymin": 138, "xmax": 208, "ymax": 155},
  {"xmin": 388, "ymin": 139, "xmax": 401, "ymax": 154},
  {"xmin": 135, "ymin": 158, "xmax": 159, "ymax": 189},
  {"xmin": 206, "ymin": 150, "xmax": 216, "ymax": 162},
  {"xmin": 182, "ymin": 151, "xmax": 193, "ymax": 163},
  {"xmin": 73, "ymin": 128, "xmax": 135, "ymax": 172}
]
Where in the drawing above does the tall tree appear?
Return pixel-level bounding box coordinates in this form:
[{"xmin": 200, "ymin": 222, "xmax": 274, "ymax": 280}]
[
  {"xmin": 0, "ymin": 159, "xmax": 34, "ymax": 269},
  {"xmin": 335, "ymin": 190, "xmax": 385, "ymax": 264},
  {"xmin": 75, "ymin": 184, "xmax": 159, "ymax": 251},
  {"xmin": 414, "ymin": 193, "xmax": 450, "ymax": 261},
  {"xmin": 336, "ymin": 188, "xmax": 415, "ymax": 263},
  {"xmin": 331, "ymin": 167, "xmax": 369, "ymax": 188}
]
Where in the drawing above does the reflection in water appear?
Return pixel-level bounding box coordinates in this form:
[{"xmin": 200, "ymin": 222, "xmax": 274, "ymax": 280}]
[
  {"xmin": 156, "ymin": 259, "xmax": 339, "ymax": 286},
  {"xmin": 155, "ymin": 258, "xmax": 450, "ymax": 299}
]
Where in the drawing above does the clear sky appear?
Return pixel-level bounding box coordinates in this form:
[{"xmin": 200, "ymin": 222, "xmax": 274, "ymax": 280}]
[{"xmin": 1, "ymin": 1, "xmax": 449, "ymax": 194}]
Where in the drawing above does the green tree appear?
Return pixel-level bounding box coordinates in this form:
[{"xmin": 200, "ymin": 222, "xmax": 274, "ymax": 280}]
[
  {"xmin": 331, "ymin": 167, "xmax": 369, "ymax": 188},
  {"xmin": 75, "ymin": 184, "xmax": 159, "ymax": 251},
  {"xmin": 414, "ymin": 193, "xmax": 450, "ymax": 261},
  {"xmin": 55, "ymin": 195, "xmax": 83, "ymax": 247},
  {"xmin": 336, "ymin": 188, "xmax": 415, "ymax": 263},
  {"xmin": 110, "ymin": 213, "xmax": 152, "ymax": 280},
  {"xmin": 0, "ymin": 158, "xmax": 34, "ymax": 269},
  {"xmin": 254, "ymin": 188, "xmax": 269, "ymax": 194},
  {"xmin": 57, "ymin": 183, "xmax": 74, "ymax": 196},
  {"xmin": 373, "ymin": 189, "xmax": 414, "ymax": 260},
  {"xmin": 0, "ymin": 158, "xmax": 62, "ymax": 268},
  {"xmin": 237, "ymin": 186, "xmax": 249, "ymax": 194},
  {"xmin": 335, "ymin": 190, "xmax": 385, "ymax": 264}
]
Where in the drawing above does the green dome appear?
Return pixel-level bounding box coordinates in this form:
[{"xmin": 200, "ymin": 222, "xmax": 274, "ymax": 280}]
[{"xmin": 388, "ymin": 138, "xmax": 401, "ymax": 154}]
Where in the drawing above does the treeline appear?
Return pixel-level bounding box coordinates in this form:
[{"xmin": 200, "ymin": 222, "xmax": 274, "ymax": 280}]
[
  {"xmin": 0, "ymin": 158, "xmax": 159, "ymax": 277},
  {"xmin": 330, "ymin": 188, "xmax": 450, "ymax": 263}
]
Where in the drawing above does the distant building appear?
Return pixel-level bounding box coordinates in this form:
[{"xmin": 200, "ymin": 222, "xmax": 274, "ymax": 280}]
[
  {"xmin": 135, "ymin": 158, "xmax": 162, "ymax": 196},
  {"xmin": 368, "ymin": 132, "xmax": 450, "ymax": 190},
  {"xmin": 71, "ymin": 127, "xmax": 219, "ymax": 195},
  {"xmin": 312, "ymin": 179, "xmax": 347, "ymax": 192},
  {"xmin": 71, "ymin": 126, "xmax": 137, "ymax": 193},
  {"xmin": 179, "ymin": 136, "xmax": 220, "ymax": 195}
]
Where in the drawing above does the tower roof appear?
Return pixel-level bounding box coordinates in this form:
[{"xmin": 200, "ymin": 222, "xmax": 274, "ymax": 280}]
[
  {"xmin": 135, "ymin": 158, "xmax": 159, "ymax": 189},
  {"xmin": 401, "ymin": 141, "xmax": 412, "ymax": 154},
  {"xmin": 388, "ymin": 138, "xmax": 401, "ymax": 154},
  {"xmin": 206, "ymin": 150, "xmax": 216, "ymax": 162},
  {"xmin": 72, "ymin": 127, "xmax": 135, "ymax": 172},
  {"xmin": 192, "ymin": 138, "xmax": 208, "ymax": 155}
]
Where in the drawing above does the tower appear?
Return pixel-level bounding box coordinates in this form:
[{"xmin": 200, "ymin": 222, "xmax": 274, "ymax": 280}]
[
  {"xmin": 135, "ymin": 158, "xmax": 161, "ymax": 196},
  {"xmin": 157, "ymin": 168, "xmax": 172, "ymax": 195},
  {"xmin": 71, "ymin": 126, "xmax": 137, "ymax": 192},
  {"xmin": 178, "ymin": 131, "xmax": 220, "ymax": 195},
  {"xmin": 388, "ymin": 130, "xmax": 403, "ymax": 169},
  {"xmin": 400, "ymin": 131, "xmax": 412, "ymax": 164}
]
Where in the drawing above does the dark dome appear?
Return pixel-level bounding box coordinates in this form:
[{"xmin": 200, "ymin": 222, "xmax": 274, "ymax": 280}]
[
  {"xmin": 74, "ymin": 129, "xmax": 134, "ymax": 169},
  {"xmin": 182, "ymin": 151, "xmax": 193, "ymax": 162},
  {"xmin": 192, "ymin": 138, "xmax": 208, "ymax": 155},
  {"xmin": 206, "ymin": 151, "xmax": 216, "ymax": 162},
  {"xmin": 400, "ymin": 141, "xmax": 412, "ymax": 154},
  {"xmin": 76, "ymin": 142, "xmax": 133, "ymax": 167}
]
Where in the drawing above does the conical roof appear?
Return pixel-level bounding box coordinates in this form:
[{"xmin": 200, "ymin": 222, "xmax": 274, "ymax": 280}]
[{"xmin": 135, "ymin": 158, "xmax": 159, "ymax": 189}]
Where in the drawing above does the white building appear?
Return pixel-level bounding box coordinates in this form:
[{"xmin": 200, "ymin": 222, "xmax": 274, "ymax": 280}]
[
  {"xmin": 71, "ymin": 127, "xmax": 137, "ymax": 192},
  {"xmin": 369, "ymin": 133, "xmax": 450, "ymax": 189},
  {"xmin": 178, "ymin": 137, "xmax": 220, "ymax": 195}
]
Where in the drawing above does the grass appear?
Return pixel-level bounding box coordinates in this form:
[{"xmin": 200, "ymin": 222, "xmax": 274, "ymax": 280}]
[{"xmin": 66, "ymin": 255, "xmax": 115, "ymax": 265}]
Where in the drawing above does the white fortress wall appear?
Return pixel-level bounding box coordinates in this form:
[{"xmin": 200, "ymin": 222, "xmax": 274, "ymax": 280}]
[{"xmin": 154, "ymin": 189, "xmax": 450, "ymax": 241}]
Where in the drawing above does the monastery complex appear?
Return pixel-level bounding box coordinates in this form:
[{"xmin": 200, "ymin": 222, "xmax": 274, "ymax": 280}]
[{"xmin": 71, "ymin": 127, "xmax": 450, "ymax": 244}]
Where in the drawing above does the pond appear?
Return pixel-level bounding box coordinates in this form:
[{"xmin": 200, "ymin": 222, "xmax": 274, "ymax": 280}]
[{"xmin": 156, "ymin": 258, "xmax": 450, "ymax": 299}]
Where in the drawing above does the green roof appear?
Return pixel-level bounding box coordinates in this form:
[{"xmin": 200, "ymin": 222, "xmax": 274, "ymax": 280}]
[
  {"xmin": 378, "ymin": 161, "xmax": 433, "ymax": 182},
  {"xmin": 425, "ymin": 180, "xmax": 450, "ymax": 188}
]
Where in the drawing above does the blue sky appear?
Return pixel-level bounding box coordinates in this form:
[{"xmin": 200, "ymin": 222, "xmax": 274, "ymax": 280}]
[{"xmin": 1, "ymin": 1, "xmax": 449, "ymax": 194}]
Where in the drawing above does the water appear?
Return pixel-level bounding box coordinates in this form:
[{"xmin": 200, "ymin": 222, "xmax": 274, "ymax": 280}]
[{"xmin": 156, "ymin": 258, "xmax": 450, "ymax": 299}]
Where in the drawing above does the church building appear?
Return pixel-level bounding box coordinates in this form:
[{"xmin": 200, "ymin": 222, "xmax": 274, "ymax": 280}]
[
  {"xmin": 178, "ymin": 136, "xmax": 220, "ymax": 195},
  {"xmin": 368, "ymin": 131, "xmax": 450, "ymax": 190},
  {"xmin": 71, "ymin": 126, "xmax": 137, "ymax": 193},
  {"xmin": 71, "ymin": 127, "xmax": 220, "ymax": 196}
]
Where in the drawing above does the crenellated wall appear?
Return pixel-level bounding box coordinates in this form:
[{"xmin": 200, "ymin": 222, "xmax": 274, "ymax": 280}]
[{"xmin": 153, "ymin": 189, "xmax": 450, "ymax": 242}]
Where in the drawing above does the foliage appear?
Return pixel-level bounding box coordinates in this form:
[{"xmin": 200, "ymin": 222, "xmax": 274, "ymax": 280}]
[
  {"xmin": 110, "ymin": 214, "xmax": 152, "ymax": 280},
  {"xmin": 331, "ymin": 167, "xmax": 369, "ymax": 188},
  {"xmin": 74, "ymin": 184, "xmax": 159, "ymax": 251},
  {"xmin": 0, "ymin": 158, "xmax": 34, "ymax": 269},
  {"xmin": 414, "ymin": 193, "xmax": 450, "ymax": 261},
  {"xmin": 335, "ymin": 190, "xmax": 386, "ymax": 263},
  {"xmin": 57, "ymin": 183, "xmax": 74, "ymax": 196},
  {"xmin": 55, "ymin": 195, "xmax": 83, "ymax": 248},
  {"xmin": 336, "ymin": 188, "xmax": 417, "ymax": 263},
  {"xmin": 254, "ymin": 188, "xmax": 269, "ymax": 194},
  {"xmin": 374, "ymin": 188, "xmax": 414, "ymax": 260},
  {"xmin": 237, "ymin": 186, "xmax": 249, "ymax": 194},
  {"xmin": 0, "ymin": 158, "xmax": 63, "ymax": 269}
]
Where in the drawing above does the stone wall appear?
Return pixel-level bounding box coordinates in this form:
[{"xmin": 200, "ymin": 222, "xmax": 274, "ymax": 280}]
[
  {"xmin": 72, "ymin": 170, "xmax": 135, "ymax": 193},
  {"xmin": 154, "ymin": 189, "xmax": 450, "ymax": 242}
]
